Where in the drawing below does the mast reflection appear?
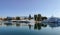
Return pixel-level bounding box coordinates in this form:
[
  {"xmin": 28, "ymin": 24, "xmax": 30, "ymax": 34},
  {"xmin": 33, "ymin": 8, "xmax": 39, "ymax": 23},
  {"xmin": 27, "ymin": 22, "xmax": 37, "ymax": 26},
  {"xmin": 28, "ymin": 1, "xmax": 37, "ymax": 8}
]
[{"xmin": 47, "ymin": 23, "xmax": 60, "ymax": 28}]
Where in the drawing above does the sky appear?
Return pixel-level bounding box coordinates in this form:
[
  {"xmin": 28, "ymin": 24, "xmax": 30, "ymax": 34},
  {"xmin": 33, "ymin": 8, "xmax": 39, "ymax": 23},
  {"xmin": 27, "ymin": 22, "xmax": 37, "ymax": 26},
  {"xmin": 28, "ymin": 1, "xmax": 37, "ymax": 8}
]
[{"xmin": 0, "ymin": 0, "xmax": 60, "ymax": 17}]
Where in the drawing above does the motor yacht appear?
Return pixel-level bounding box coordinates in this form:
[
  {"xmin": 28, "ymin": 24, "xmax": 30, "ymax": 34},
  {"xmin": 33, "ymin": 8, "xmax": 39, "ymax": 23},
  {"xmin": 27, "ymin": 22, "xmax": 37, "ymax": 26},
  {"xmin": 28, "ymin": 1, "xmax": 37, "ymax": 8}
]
[{"xmin": 42, "ymin": 16, "xmax": 60, "ymax": 23}]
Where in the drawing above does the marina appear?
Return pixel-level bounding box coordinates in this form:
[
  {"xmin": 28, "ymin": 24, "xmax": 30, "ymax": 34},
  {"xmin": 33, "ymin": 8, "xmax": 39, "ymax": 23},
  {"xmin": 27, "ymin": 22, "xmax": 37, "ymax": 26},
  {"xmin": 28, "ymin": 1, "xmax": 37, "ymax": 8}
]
[{"xmin": 0, "ymin": 0, "xmax": 60, "ymax": 35}]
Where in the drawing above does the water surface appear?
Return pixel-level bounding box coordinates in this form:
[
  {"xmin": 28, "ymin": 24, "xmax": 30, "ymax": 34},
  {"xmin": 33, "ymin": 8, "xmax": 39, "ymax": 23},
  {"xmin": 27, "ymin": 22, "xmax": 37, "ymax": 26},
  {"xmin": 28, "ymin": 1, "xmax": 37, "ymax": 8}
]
[{"xmin": 0, "ymin": 21, "xmax": 60, "ymax": 35}]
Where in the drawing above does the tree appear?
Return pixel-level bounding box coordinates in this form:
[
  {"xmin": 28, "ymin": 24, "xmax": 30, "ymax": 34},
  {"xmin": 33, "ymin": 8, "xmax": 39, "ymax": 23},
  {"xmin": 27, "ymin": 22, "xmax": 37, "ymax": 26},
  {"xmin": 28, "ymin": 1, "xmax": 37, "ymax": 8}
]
[
  {"xmin": 42, "ymin": 17, "xmax": 47, "ymax": 21},
  {"xmin": 38, "ymin": 14, "xmax": 41, "ymax": 17},
  {"xmin": 34, "ymin": 15, "xmax": 37, "ymax": 21},
  {"xmin": 34, "ymin": 14, "xmax": 47, "ymax": 21},
  {"xmin": 37, "ymin": 14, "xmax": 42, "ymax": 21},
  {"xmin": 16, "ymin": 17, "xmax": 20, "ymax": 20}
]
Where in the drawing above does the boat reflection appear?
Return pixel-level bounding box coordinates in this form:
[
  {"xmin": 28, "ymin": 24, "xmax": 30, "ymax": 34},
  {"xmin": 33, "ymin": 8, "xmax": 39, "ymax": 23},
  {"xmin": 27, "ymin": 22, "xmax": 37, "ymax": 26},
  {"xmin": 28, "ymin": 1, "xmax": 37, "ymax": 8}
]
[
  {"xmin": 34, "ymin": 22, "xmax": 47, "ymax": 30},
  {"xmin": 0, "ymin": 21, "xmax": 48, "ymax": 30},
  {"xmin": 4, "ymin": 22, "xmax": 13, "ymax": 26},
  {"xmin": 46, "ymin": 23, "xmax": 60, "ymax": 28}
]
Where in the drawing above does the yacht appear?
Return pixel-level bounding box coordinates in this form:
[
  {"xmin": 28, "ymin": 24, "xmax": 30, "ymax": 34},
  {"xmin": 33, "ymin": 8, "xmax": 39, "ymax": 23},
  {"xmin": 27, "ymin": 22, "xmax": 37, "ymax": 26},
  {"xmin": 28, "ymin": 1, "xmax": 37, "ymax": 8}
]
[
  {"xmin": 11, "ymin": 20, "xmax": 30, "ymax": 23},
  {"xmin": 42, "ymin": 16, "xmax": 60, "ymax": 23},
  {"xmin": 4, "ymin": 20, "xmax": 12, "ymax": 25}
]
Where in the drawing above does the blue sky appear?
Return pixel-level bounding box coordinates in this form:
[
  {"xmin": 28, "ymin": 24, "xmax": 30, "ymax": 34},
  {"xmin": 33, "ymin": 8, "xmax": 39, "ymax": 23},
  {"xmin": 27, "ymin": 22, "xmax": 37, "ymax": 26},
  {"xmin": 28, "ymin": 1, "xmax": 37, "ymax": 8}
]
[{"xmin": 0, "ymin": 0, "xmax": 60, "ymax": 17}]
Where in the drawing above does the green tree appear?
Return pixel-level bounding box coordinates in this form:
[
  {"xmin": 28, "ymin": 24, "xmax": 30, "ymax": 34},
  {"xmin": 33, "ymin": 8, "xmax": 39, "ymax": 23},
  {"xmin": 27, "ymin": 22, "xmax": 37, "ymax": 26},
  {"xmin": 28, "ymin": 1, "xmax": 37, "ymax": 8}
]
[
  {"xmin": 37, "ymin": 14, "xmax": 42, "ymax": 21},
  {"xmin": 34, "ymin": 15, "xmax": 37, "ymax": 21},
  {"xmin": 42, "ymin": 17, "xmax": 47, "ymax": 21},
  {"xmin": 16, "ymin": 17, "xmax": 20, "ymax": 20}
]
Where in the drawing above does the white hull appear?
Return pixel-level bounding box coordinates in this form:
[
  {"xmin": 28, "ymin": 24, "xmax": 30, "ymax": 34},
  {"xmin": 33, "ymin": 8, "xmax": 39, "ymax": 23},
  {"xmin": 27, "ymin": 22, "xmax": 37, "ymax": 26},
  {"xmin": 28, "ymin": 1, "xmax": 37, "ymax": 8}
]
[{"xmin": 42, "ymin": 17, "xmax": 60, "ymax": 23}]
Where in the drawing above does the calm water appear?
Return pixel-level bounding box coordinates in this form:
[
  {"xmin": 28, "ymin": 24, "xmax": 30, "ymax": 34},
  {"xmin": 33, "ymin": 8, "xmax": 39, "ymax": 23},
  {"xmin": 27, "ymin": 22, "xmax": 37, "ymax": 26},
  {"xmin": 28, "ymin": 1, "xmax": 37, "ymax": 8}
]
[{"xmin": 0, "ymin": 21, "xmax": 60, "ymax": 35}]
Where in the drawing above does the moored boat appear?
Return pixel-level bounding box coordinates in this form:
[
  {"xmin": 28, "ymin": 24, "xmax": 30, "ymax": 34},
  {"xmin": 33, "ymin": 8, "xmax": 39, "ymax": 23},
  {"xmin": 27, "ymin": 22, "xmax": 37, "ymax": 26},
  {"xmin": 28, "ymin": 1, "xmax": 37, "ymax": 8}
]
[
  {"xmin": 11, "ymin": 20, "xmax": 30, "ymax": 23},
  {"xmin": 42, "ymin": 16, "xmax": 60, "ymax": 23}
]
